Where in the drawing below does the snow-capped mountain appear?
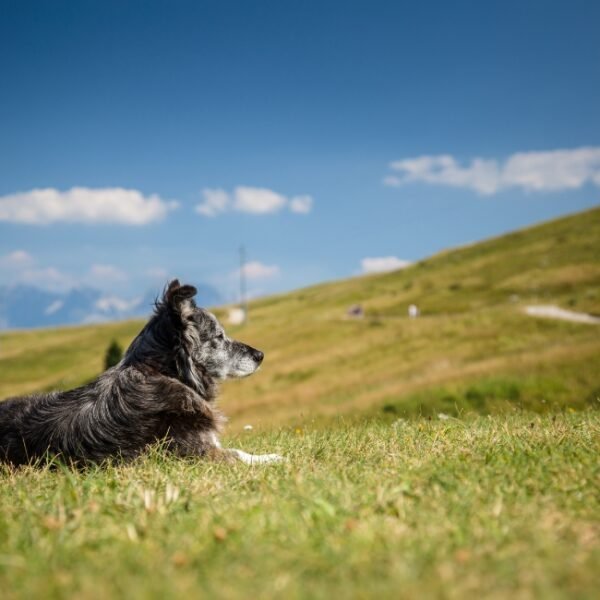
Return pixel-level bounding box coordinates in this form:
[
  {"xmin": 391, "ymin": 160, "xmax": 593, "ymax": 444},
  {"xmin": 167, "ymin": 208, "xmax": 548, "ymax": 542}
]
[{"xmin": 0, "ymin": 284, "xmax": 222, "ymax": 329}]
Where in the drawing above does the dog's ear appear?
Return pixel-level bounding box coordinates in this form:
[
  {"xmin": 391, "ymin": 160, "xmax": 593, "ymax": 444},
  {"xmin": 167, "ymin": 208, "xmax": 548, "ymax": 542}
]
[
  {"xmin": 164, "ymin": 279, "xmax": 197, "ymax": 315},
  {"xmin": 164, "ymin": 280, "xmax": 204, "ymax": 393}
]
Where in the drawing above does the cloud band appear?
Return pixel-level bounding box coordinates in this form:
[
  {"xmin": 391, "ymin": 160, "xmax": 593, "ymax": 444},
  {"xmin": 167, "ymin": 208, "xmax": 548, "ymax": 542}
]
[
  {"xmin": 384, "ymin": 147, "xmax": 600, "ymax": 195},
  {"xmin": 0, "ymin": 187, "xmax": 178, "ymax": 225}
]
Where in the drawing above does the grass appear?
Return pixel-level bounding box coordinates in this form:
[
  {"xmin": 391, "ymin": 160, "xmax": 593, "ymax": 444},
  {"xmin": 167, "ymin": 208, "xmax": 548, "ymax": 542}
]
[
  {"xmin": 1, "ymin": 207, "xmax": 599, "ymax": 597},
  {"xmin": 1, "ymin": 412, "xmax": 598, "ymax": 599}
]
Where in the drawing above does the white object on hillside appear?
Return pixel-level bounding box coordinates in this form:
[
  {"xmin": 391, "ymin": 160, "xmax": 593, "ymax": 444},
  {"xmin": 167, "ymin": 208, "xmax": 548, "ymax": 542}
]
[
  {"xmin": 408, "ymin": 304, "xmax": 420, "ymax": 318},
  {"xmin": 243, "ymin": 425, "xmax": 253, "ymax": 431},
  {"xmin": 524, "ymin": 305, "xmax": 600, "ymax": 325},
  {"xmin": 228, "ymin": 307, "xmax": 246, "ymax": 325}
]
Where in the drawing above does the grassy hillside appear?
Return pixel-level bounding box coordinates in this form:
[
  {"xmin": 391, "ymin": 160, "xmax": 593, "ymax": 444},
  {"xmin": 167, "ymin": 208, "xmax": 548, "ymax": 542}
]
[
  {"xmin": 1, "ymin": 206, "xmax": 599, "ymax": 428},
  {"xmin": 1, "ymin": 208, "xmax": 599, "ymax": 599},
  {"xmin": 1, "ymin": 413, "xmax": 598, "ymax": 598}
]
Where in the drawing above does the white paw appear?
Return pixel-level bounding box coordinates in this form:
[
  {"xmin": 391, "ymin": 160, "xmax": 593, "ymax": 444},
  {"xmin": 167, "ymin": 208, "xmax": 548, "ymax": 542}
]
[
  {"xmin": 232, "ymin": 449, "xmax": 284, "ymax": 465},
  {"xmin": 256, "ymin": 453, "xmax": 284, "ymax": 464}
]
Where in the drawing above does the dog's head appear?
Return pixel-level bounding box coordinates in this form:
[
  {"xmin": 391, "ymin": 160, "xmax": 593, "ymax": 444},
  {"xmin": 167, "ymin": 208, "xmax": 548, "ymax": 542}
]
[
  {"xmin": 160, "ymin": 279, "xmax": 263, "ymax": 386},
  {"xmin": 124, "ymin": 279, "xmax": 264, "ymax": 395}
]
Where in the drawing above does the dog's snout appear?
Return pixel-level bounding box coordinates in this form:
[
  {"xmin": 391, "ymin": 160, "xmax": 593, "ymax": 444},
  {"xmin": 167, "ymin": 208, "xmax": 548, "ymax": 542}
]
[{"xmin": 252, "ymin": 349, "xmax": 264, "ymax": 364}]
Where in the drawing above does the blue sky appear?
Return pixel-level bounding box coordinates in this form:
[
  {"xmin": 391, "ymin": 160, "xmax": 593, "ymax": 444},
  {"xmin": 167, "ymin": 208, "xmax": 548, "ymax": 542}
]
[{"xmin": 1, "ymin": 0, "xmax": 599, "ymax": 304}]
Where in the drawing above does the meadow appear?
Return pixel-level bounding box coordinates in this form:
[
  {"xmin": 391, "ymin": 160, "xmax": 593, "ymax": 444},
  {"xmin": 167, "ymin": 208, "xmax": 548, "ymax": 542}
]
[
  {"xmin": 0, "ymin": 207, "xmax": 599, "ymax": 598},
  {"xmin": 1, "ymin": 414, "xmax": 599, "ymax": 599}
]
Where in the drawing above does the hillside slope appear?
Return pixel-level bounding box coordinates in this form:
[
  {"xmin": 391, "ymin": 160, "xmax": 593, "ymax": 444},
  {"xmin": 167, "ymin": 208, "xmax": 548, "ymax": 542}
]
[{"xmin": 1, "ymin": 206, "xmax": 599, "ymax": 426}]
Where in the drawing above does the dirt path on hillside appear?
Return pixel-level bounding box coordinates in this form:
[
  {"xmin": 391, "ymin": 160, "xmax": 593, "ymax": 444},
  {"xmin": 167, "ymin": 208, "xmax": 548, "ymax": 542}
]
[{"xmin": 524, "ymin": 305, "xmax": 600, "ymax": 324}]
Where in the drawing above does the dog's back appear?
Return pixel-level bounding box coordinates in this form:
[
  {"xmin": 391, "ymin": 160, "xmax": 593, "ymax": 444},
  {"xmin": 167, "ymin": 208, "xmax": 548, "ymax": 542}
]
[
  {"xmin": 0, "ymin": 365, "xmax": 225, "ymax": 466},
  {"xmin": 0, "ymin": 376, "xmax": 142, "ymax": 466}
]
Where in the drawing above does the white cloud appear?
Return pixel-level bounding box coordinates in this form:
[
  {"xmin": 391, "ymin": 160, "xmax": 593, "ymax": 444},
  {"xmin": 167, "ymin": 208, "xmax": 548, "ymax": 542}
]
[
  {"xmin": 386, "ymin": 155, "xmax": 504, "ymax": 195},
  {"xmin": 95, "ymin": 295, "xmax": 141, "ymax": 313},
  {"xmin": 82, "ymin": 295, "xmax": 146, "ymax": 323},
  {"xmin": 13, "ymin": 263, "xmax": 129, "ymax": 293},
  {"xmin": 384, "ymin": 146, "xmax": 600, "ymax": 195},
  {"xmin": 361, "ymin": 256, "xmax": 412, "ymax": 274},
  {"xmin": 87, "ymin": 264, "xmax": 128, "ymax": 285},
  {"xmin": 502, "ymin": 148, "xmax": 600, "ymax": 191},
  {"xmin": 237, "ymin": 260, "xmax": 280, "ymax": 280},
  {"xmin": 289, "ymin": 195, "xmax": 313, "ymax": 214},
  {"xmin": 18, "ymin": 267, "xmax": 78, "ymax": 292},
  {"xmin": 145, "ymin": 267, "xmax": 169, "ymax": 281},
  {"xmin": 0, "ymin": 187, "xmax": 178, "ymax": 225},
  {"xmin": 195, "ymin": 186, "xmax": 313, "ymax": 216},
  {"xmin": 233, "ymin": 186, "xmax": 288, "ymax": 214},
  {"xmin": 195, "ymin": 188, "xmax": 230, "ymax": 217},
  {"xmin": 0, "ymin": 250, "xmax": 34, "ymax": 269},
  {"xmin": 44, "ymin": 300, "xmax": 64, "ymax": 315}
]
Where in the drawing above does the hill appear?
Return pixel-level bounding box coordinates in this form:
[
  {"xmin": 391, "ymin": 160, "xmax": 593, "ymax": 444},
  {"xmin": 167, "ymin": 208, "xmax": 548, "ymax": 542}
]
[
  {"xmin": 1, "ymin": 208, "xmax": 599, "ymax": 599},
  {"xmin": 1, "ymin": 206, "xmax": 599, "ymax": 427}
]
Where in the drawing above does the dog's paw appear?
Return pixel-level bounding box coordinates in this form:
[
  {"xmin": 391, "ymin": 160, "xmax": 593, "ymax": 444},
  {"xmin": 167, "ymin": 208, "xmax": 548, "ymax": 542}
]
[
  {"xmin": 257, "ymin": 453, "xmax": 284, "ymax": 464},
  {"xmin": 231, "ymin": 449, "xmax": 284, "ymax": 465}
]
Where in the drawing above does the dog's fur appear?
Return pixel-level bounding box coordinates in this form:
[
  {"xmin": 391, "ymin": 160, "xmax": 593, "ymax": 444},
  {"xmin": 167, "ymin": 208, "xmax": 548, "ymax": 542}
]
[{"xmin": 0, "ymin": 280, "xmax": 282, "ymax": 467}]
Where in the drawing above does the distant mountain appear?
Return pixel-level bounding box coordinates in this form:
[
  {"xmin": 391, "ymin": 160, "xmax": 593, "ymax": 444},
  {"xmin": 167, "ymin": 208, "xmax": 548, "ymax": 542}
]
[{"xmin": 0, "ymin": 283, "xmax": 222, "ymax": 330}]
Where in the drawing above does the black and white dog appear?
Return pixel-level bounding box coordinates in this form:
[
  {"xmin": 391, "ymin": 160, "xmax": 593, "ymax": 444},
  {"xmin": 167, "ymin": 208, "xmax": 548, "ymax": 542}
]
[{"xmin": 0, "ymin": 280, "xmax": 282, "ymax": 467}]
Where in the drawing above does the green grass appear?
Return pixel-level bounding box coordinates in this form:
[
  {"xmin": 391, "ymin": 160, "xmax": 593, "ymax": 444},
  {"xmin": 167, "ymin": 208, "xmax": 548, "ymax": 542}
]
[
  {"xmin": 1, "ymin": 413, "xmax": 598, "ymax": 599},
  {"xmin": 1, "ymin": 207, "xmax": 600, "ymax": 598}
]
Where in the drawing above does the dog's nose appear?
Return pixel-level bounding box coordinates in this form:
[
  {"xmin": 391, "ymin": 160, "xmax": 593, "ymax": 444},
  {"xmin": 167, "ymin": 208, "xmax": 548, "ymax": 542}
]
[{"xmin": 253, "ymin": 349, "xmax": 264, "ymax": 364}]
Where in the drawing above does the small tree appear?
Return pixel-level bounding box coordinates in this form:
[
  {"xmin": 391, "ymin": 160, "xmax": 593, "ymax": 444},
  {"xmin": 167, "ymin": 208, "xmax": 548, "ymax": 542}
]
[{"xmin": 104, "ymin": 339, "xmax": 123, "ymax": 370}]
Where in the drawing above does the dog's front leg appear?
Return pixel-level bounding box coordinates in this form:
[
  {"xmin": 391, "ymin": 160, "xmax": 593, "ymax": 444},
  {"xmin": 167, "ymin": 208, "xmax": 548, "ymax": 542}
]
[
  {"xmin": 204, "ymin": 447, "xmax": 283, "ymax": 464},
  {"xmin": 229, "ymin": 449, "xmax": 284, "ymax": 465},
  {"xmin": 200, "ymin": 433, "xmax": 283, "ymax": 465},
  {"xmin": 206, "ymin": 433, "xmax": 283, "ymax": 465}
]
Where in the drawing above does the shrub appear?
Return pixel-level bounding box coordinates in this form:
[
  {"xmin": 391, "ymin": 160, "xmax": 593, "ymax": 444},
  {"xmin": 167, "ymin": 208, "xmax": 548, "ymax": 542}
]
[{"xmin": 104, "ymin": 340, "xmax": 123, "ymax": 370}]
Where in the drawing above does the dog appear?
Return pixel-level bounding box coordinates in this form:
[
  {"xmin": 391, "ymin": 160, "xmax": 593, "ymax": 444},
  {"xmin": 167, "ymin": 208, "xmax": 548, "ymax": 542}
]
[{"xmin": 0, "ymin": 280, "xmax": 282, "ymax": 467}]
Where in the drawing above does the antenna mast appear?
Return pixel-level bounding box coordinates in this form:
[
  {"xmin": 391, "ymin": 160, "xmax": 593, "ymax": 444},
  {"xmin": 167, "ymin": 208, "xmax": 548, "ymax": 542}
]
[{"xmin": 239, "ymin": 245, "xmax": 247, "ymax": 323}]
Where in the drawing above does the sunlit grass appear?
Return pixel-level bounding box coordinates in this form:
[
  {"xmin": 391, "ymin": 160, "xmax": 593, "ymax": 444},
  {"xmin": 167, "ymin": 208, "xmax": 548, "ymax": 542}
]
[
  {"xmin": 0, "ymin": 208, "xmax": 599, "ymax": 598},
  {"xmin": 1, "ymin": 412, "xmax": 598, "ymax": 598}
]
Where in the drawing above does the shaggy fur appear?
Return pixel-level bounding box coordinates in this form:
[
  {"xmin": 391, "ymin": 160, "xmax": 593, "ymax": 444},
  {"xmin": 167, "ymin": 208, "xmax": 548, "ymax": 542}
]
[{"xmin": 0, "ymin": 280, "xmax": 282, "ymax": 467}]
